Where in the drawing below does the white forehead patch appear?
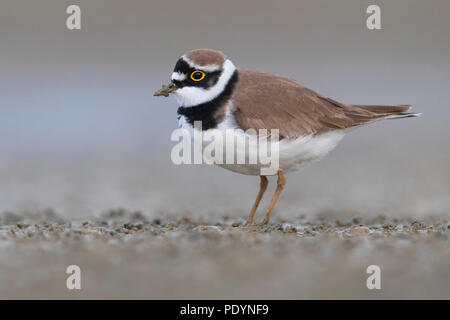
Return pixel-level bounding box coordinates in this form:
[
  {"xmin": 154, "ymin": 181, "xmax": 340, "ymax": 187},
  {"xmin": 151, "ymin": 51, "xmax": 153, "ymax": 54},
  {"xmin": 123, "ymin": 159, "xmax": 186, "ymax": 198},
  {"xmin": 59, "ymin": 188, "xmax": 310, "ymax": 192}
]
[
  {"xmin": 171, "ymin": 72, "xmax": 186, "ymax": 81},
  {"xmin": 182, "ymin": 55, "xmax": 222, "ymax": 73}
]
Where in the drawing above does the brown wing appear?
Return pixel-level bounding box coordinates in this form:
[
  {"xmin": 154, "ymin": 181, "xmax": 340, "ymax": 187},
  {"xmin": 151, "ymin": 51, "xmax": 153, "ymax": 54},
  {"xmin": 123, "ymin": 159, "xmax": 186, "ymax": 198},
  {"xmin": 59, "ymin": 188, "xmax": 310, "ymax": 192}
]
[{"xmin": 231, "ymin": 69, "xmax": 410, "ymax": 139}]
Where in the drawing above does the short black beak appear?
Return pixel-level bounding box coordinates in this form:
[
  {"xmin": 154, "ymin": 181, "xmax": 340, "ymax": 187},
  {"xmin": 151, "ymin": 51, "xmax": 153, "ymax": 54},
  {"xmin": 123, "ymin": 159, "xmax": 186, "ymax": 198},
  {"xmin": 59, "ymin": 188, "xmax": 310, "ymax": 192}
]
[{"xmin": 154, "ymin": 82, "xmax": 177, "ymax": 97}]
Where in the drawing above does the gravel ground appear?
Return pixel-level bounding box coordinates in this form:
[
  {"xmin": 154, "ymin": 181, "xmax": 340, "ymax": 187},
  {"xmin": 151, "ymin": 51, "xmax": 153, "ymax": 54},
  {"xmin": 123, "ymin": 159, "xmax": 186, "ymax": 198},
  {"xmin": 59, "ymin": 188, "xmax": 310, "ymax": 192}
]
[{"xmin": 0, "ymin": 209, "xmax": 448, "ymax": 299}]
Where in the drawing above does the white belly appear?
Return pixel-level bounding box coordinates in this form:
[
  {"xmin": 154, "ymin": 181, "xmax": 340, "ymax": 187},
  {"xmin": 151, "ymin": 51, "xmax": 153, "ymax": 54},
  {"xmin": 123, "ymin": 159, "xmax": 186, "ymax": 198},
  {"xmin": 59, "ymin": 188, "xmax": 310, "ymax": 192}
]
[
  {"xmin": 218, "ymin": 131, "xmax": 345, "ymax": 175},
  {"xmin": 177, "ymin": 114, "xmax": 345, "ymax": 176}
]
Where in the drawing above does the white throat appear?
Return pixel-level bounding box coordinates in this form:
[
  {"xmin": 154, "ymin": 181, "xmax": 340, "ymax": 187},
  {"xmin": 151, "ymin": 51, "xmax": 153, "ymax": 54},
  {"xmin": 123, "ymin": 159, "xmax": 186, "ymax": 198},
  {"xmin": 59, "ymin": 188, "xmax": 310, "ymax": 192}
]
[{"xmin": 173, "ymin": 59, "xmax": 236, "ymax": 107}]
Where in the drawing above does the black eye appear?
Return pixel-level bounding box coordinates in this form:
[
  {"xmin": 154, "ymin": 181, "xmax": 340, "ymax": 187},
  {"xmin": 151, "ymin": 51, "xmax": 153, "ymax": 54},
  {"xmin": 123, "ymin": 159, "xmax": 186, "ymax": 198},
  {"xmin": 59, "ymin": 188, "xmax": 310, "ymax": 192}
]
[{"xmin": 190, "ymin": 70, "xmax": 205, "ymax": 81}]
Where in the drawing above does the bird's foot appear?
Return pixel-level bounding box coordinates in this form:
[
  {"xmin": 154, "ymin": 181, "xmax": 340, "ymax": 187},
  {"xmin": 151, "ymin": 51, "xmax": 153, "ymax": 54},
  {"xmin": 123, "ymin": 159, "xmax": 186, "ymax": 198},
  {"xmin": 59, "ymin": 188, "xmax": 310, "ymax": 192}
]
[{"xmin": 244, "ymin": 220, "xmax": 255, "ymax": 227}]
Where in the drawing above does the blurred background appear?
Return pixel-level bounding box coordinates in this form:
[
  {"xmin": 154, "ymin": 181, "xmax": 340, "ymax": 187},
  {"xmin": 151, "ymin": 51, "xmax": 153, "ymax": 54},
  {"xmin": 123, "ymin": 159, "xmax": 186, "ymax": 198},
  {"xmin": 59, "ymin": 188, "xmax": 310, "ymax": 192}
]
[
  {"xmin": 1, "ymin": 0, "xmax": 449, "ymax": 300},
  {"xmin": 1, "ymin": 0, "xmax": 449, "ymax": 221}
]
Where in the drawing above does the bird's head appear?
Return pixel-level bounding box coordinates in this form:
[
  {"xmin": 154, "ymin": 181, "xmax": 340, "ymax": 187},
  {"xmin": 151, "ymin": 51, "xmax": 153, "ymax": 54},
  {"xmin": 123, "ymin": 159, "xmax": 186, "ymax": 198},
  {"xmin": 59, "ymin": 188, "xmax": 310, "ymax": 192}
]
[{"xmin": 154, "ymin": 49, "xmax": 236, "ymax": 107}]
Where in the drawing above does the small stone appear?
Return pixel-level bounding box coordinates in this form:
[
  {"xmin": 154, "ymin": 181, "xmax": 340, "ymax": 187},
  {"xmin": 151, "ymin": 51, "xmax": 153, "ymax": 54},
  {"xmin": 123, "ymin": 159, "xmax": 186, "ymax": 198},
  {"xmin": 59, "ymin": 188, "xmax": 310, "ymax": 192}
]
[
  {"xmin": 135, "ymin": 223, "xmax": 144, "ymax": 230},
  {"xmin": 285, "ymin": 226, "xmax": 297, "ymax": 233},
  {"xmin": 335, "ymin": 220, "xmax": 350, "ymax": 227},
  {"xmin": 352, "ymin": 217, "xmax": 362, "ymax": 224}
]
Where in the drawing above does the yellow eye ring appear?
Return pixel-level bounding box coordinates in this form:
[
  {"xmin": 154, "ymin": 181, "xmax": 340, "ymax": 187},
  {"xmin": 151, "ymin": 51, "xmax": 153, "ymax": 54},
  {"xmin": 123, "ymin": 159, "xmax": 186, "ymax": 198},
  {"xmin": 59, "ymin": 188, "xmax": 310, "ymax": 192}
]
[{"xmin": 190, "ymin": 70, "xmax": 205, "ymax": 81}]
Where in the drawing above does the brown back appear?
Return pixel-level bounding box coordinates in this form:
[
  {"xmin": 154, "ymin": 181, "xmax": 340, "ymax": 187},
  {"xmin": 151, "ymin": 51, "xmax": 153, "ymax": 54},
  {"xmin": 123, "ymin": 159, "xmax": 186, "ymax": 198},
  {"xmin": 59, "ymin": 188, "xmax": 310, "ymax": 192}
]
[{"xmin": 231, "ymin": 70, "xmax": 411, "ymax": 139}]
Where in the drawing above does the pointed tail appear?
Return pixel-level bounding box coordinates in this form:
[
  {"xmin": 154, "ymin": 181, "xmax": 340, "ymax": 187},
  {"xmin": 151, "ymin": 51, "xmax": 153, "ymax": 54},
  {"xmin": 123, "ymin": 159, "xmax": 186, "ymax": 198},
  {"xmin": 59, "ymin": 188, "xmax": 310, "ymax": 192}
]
[{"xmin": 352, "ymin": 104, "xmax": 421, "ymax": 120}]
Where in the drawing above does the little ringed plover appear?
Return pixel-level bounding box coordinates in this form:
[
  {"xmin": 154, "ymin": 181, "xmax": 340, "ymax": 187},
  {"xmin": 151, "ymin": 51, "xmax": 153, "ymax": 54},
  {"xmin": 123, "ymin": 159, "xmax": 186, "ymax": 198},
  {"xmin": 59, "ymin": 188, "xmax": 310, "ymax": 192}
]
[{"xmin": 154, "ymin": 49, "xmax": 420, "ymax": 225}]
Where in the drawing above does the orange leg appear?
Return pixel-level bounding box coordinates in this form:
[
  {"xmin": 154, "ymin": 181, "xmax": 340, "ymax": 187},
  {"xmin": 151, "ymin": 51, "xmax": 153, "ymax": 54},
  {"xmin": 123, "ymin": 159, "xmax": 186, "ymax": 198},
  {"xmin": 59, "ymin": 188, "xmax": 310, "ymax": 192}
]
[
  {"xmin": 245, "ymin": 176, "xmax": 269, "ymax": 225},
  {"xmin": 262, "ymin": 171, "xmax": 286, "ymax": 224}
]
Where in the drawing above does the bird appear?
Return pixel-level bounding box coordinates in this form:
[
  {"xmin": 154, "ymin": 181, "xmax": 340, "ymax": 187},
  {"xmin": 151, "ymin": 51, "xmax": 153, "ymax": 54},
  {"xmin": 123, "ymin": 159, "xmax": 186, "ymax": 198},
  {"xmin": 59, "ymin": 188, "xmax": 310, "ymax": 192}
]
[{"xmin": 154, "ymin": 48, "xmax": 420, "ymax": 225}]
